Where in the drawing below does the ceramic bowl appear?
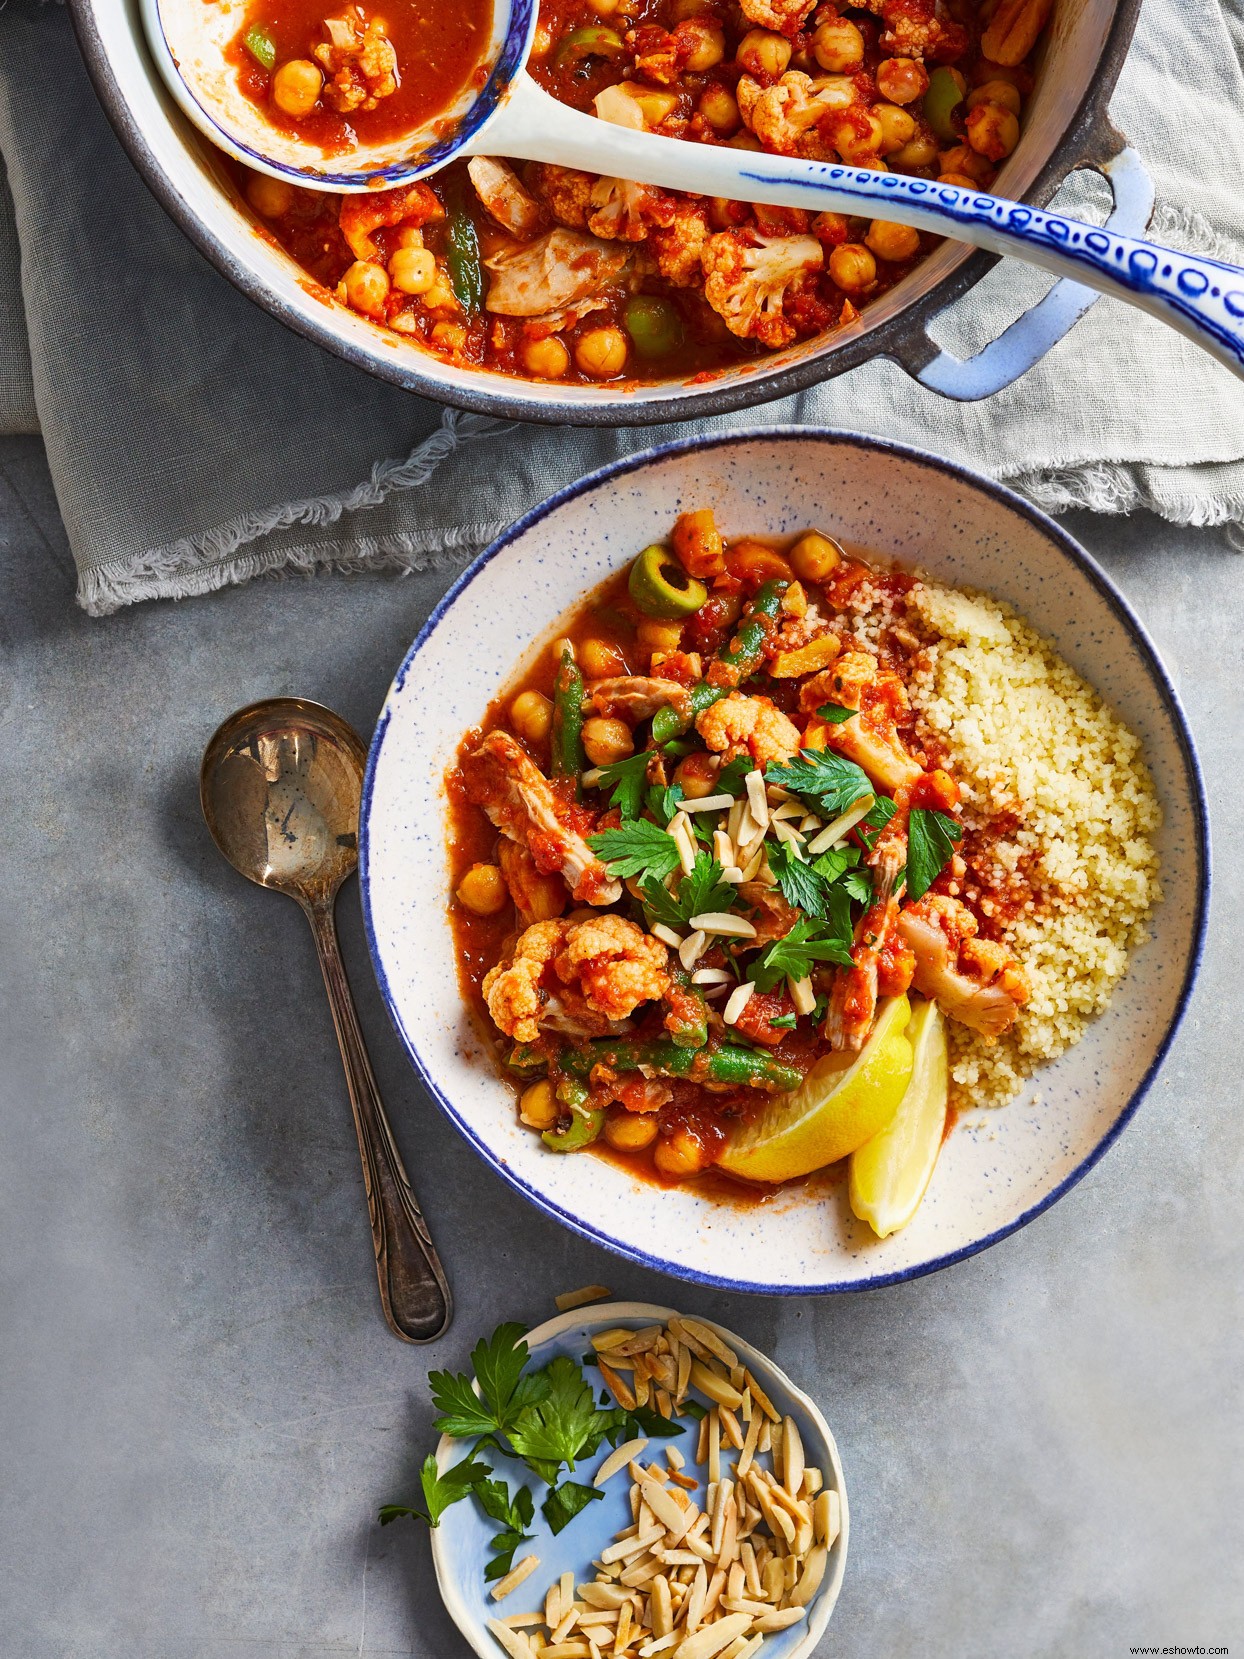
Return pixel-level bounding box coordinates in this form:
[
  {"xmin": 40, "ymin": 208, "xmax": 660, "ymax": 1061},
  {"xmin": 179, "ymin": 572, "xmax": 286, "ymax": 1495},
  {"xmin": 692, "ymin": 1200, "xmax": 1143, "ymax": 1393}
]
[
  {"xmin": 429, "ymin": 1301, "xmax": 848, "ymax": 1658},
  {"xmin": 360, "ymin": 428, "xmax": 1208, "ymax": 1293}
]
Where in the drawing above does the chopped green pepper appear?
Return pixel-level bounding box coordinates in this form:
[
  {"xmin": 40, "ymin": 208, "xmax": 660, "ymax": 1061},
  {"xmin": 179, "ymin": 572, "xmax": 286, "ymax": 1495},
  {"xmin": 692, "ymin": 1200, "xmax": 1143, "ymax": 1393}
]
[
  {"xmin": 624, "ymin": 296, "xmax": 685, "ymax": 359},
  {"xmin": 242, "ymin": 22, "xmax": 277, "ymax": 70},
  {"xmin": 924, "ymin": 67, "xmax": 964, "ymax": 144},
  {"xmin": 551, "ymin": 646, "xmax": 586, "ymax": 793},
  {"xmin": 561, "ymin": 1037, "xmax": 800, "ymax": 1091},
  {"xmin": 651, "ymin": 681, "xmax": 725, "ymax": 744},
  {"xmin": 506, "ymin": 1043, "xmax": 547, "ymax": 1080},
  {"xmin": 445, "ymin": 191, "xmax": 484, "ymax": 317},
  {"xmin": 554, "ymin": 24, "xmax": 626, "ymax": 64},
  {"xmin": 628, "ymin": 545, "xmax": 709, "ymax": 620},
  {"xmin": 542, "ymin": 1079, "xmax": 605, "ymax": 1151},
  {"xmin": 708, "ymin": 578, "xmax": 788, "ymax": 688},
  {"xmin": 665, "ymin": 968, "xmax": 709, "ymax": 1051}
]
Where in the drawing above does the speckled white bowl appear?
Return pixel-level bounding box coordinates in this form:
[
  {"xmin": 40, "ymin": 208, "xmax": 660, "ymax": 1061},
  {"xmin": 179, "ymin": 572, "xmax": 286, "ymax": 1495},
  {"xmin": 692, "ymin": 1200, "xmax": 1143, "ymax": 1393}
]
[
  {"xmin": 429, "ymin": 1302, "xmax": 848, "ymax": 1659},
  {"xmin": 360, "ymin": 429, "xmax": 1208, "ymax": 1293}
]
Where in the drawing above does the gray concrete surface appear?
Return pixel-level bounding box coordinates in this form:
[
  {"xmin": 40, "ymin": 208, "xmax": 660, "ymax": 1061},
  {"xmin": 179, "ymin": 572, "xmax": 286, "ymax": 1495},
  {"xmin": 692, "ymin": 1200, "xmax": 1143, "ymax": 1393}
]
[{"xmin": 0, "ymin": 431, "xmax": 1239, "ymax": 1659}]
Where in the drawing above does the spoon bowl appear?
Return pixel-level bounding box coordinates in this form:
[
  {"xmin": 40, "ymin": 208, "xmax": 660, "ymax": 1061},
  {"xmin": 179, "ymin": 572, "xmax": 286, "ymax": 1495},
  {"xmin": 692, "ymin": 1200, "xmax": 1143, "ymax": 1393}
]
[{"xmin": 201, "ymin": 697, "xmax": 452, "ymax": 1344}]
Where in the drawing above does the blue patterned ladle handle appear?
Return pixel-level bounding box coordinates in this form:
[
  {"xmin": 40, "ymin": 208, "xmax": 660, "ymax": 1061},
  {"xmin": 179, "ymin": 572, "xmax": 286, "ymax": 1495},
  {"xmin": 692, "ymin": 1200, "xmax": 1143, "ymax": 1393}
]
[{"xmin": 457, "ymin": 78, "xmax": 1244, "ymax": 380}]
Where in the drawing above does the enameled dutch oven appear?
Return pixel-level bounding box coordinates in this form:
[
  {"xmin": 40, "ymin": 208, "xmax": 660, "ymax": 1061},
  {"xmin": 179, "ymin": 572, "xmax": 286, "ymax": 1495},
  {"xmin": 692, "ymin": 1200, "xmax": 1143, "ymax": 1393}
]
[{"xmin": 69, "ymin": 0, "xmax": 1151, "ymax": 421}]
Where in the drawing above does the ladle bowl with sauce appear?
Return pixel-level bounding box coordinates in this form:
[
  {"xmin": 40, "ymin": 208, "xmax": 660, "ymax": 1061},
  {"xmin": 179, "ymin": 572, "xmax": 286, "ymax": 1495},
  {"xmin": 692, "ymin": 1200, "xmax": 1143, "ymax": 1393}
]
[{"xmin": 144, "ymin": 0, "xmax": 1244, "ymax": 376}]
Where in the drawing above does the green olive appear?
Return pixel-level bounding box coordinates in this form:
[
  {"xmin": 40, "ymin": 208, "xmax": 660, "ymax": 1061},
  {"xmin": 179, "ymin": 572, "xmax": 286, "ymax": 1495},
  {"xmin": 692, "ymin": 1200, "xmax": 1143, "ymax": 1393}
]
[
  {"xmin": 628, "ymin": 545, "xmax": 709, "ymax": 619},
  {"xmin": 542, "ymin": 1106, "xmax": 606, "ymax": 1152},
  {"xmin": 554, "ymin": 24, "xmax": 626, "ymax": 63},
  {"xmin": 623, "ymin": 295, "xmax": 685, "ymax": 358},
  {"xmin": 923, "ymin": 67, "xmax": 964, "ymax": 144}
]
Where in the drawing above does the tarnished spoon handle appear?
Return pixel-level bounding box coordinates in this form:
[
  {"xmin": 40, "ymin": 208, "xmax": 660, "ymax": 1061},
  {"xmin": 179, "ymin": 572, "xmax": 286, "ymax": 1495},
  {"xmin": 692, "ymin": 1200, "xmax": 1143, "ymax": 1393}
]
[{"xmin": 305, "ymin": 900, "xmax": 452, "ymax": 1343}]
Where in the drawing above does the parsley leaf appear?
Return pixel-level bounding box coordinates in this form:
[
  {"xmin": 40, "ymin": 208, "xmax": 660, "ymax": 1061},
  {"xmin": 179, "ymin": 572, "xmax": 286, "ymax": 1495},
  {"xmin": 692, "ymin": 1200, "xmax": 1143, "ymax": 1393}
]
[
  {"xmin": 542, "ymin": 1480, "xmax": 605, "ymax": 1535},
  {"xmin": 765, "ymin": 749, "xmax": 873, "ymax": 820},
  {"xmin": 716, "ymin": 756, "xmax": 752, "ymax": 797},
  {"xmin": 476, "ymin": 1479, "xmax": 535, "ymax": 1578},
  {"xmin": 646, "ymin": 780, "xmax": 685, "ymax": 827},
  {"xmin": 906, "ymin": 808, "xmax": 963, "ymax": 902},
  {"xmin": 589, "ymin": 753, "xmax": 650, "ymax": 819},
  {"xmin": 768, "ymin": 1012, "xmax": 798, "ymax": 1031},
  {"xmin": 507, "ymin": 1356, "xmax": 606, "ymax": 1484},
  {"xmin": 857, "ymin": 795, "xmax": 897, "ymax": 851},
  {"xmin": 641, "ymin": 852, "xmax": 735, "ymax": 930},
  {"xmin": 809, "ymin": 844, "xmax": 860, "ymax": 885},
  {"xmin": 747, "ymin": 915, "xmax": 854, "ymax": 991},
  {"xmin": 429, "ymin": 1324, "xmax": 547, "ymax": 1442},
  {"xmin": 841, "ymin": 868, "xmax": 874, "ymax": 905},
  {"xmin": 621, "ymin": 1405, "xmax": 687, "ymax": 1440},
  {"xmin": 589, "ymin": 821, "xmax": 682, "ymax": 882},
  {"xmin": 378, "ymin": 1452, "xmax": 491, "ymax": 1528},
  {"xmin": 768, "ymin": 839, "xmax": 832, "ymax": 920},
  {"xmin": 816, "ymin": 703, "xmax": 857, "ymax": 724}
]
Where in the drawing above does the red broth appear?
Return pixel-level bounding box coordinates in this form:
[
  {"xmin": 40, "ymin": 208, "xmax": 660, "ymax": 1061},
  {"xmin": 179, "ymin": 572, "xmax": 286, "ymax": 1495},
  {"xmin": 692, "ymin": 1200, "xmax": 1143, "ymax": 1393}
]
[{"xmin": 230, "ymin": 0, "xmax": 493, "ymax": 152}]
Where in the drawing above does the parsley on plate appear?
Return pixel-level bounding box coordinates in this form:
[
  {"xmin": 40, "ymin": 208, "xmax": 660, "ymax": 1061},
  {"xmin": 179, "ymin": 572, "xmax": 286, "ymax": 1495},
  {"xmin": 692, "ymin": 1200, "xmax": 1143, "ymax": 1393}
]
[
  {"xmin": 765, "ymin": 749, "xmax": 873, "ymax": 820},
  {"xmin": 589, "ymin": 821, "xmax": 682, "ymax": 881}
]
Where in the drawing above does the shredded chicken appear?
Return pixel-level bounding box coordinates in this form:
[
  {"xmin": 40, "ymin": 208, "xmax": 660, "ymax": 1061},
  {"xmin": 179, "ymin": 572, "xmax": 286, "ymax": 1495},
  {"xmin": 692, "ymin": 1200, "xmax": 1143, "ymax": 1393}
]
[
  {"xmin": 498, "ymin": 837, "xmax": 567, "ymax": 923},
  {"xmin": 696, "ymin": 691, "xmax": 802, "ymax": 767},
  {"xmin": 897, "ymin": 895, "xmax": 1030, "ymax": 1037},
  {"xmin": 589, "ymin": 676, "xmax": 690, "ymax": 724},
  {"xmin": 484, "ymin": 229, "xmax": 630, "ymax": 317},
  {"xmin": 314, "ymin": 10, "xmax": 398, "ymax": 113},
  {"xmin": 701, "ymin": 229, "xmax": 824, "ymax": 348},
  {"xmin": 460, "ymin": 730, "xmax": 621, "ymax": 905},
  {"xmin": 467, "ymin": 158, "xmax": 543, "ymax": 241}
]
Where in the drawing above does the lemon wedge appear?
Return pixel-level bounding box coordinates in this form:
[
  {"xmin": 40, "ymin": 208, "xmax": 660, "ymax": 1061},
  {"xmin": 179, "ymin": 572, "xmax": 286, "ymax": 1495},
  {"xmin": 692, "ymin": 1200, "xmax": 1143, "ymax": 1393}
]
[
  {"xmin": 717, "ymin": 995, "xmax": 913, "ymax": 1184},
  {"xmin": 849, "ymin": 998, "xmax": 948, "ymax": 1238}
]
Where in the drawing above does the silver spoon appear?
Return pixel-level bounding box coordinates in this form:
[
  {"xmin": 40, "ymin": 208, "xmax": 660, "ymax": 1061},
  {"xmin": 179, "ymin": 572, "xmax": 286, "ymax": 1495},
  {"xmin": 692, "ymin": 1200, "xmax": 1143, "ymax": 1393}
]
[{"xmin": 201, "ymin": 697, "xmax": 452, "ymax": 1344}]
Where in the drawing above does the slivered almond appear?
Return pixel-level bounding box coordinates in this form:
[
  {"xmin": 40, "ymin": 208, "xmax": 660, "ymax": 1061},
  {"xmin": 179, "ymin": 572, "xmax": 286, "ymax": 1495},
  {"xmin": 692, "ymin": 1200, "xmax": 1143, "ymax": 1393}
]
[
  {"xmin": 599, "ymin": 1360, "xmax": 636, "ymax": 1411},
  {"xmin": 638, "ymin": 1636, "xmax": 678, "ymax": 1658},
  {"xmin": 600, "ymin": 1527, "xmax": 663, "ymax": 1566},
  {"xmin": 726, "ymin": 1562, "xmax": 745, "ymax": 1603},
  {"xmin": 689, "ymin": 1361, "xmax": 744, "ymax": 1410},
  {"xmin": 741, "ymin": 1542, "xmax": 762, "ymax": 1599},
  {"xmin": 815, "ymin": 1488, "xmax": 841, "ymax": 1548},
  {"xmin": 702, "ymin": 1567, "xmax": 726, "ymax": 1618},
  {"xmin": 752, "ymin": 1607, "xmax": 807, "ymax": 1633},
  {"xmin": 650, "ymin": 1573, "xmax": 674, "ymax": 1638},
  {"xmin": 490, "ymin": 1556, "xmax": 540, "ymax": 1602},
  {"xmin": 722, "ymin": 982, "xmax": 755, "ymax": 1026},
  {"xmin": 613, "ymin": 1602, "xmax": 632, "ymax": 1657},
  {"xmin": 652, "ymin": 922, "xmax": 685, "ymax": 949},
  {"xmin": 782, "ymin": 1419, "xmax": 805, "ymax": 1499},
  {"xmin": 805, "ymin": 795, "xmax": 874, "ymax": 854},
  {"xmin": 488, "ymin": 1618, "xmax": 538, "ymax": 1659},
  {"xmin": 721, "ymin": 1598, "xmax": 770, "ymax": 1617},
  {"xmin": 580, "ymin": 1585, "xmax": 631, "ymax": 1611},
  {"xmin": 683, "ymin": 1562, "xmax": 708, "ymax": 1632},
  {"xmin": 499, "ymin": 1612, "xmax": 545, "ymax": 1629},
  {"xmin": 788, "ymin": 974, "xmax": 815, "ymax": 1016},
  {"xmin": 596, "ymin": 1439, "xmax": 649, "ymax": 1488},
  {"xmin": 667, "ymin": 1446, "xmax": 686, "ymax": 1472},
  {"xmin": 679, "ymin": 930, "xmax": 707, "ymax": 972},
  {"xmin": 743, "ymin": 1371, "xmax": 781, "ymax": 1423},
  {"xmin": 744, "ymin": 771, "xmax": 770, "ymax": 829},
  {"xmin": 555, "ymin": 1285, "xmax": 612, "ymax": 1312},
  {"xmin": 592, "ymin": 1328, "xmax": 637, "ymax": 1352},
  {"xmin": 708, "ymin": 1411, "xmax": 721, "ymax": 1485},
  {"xmin": 719, "ymin": 1407, "xmax": 744, "ymax": 1451},
  {"xmin": 641, "ymin": 1478, "xmax": 695, "ymax": 1543},
  {"xmin": 679, "ymin": 1318, "xmax": 739, "ymax": 1371},
  {"xmin": 684, "ymin": 794, "xmax": 734, "ymax": 813},
  {"xmin": 736, "ymin": 1410, "xmax": 762, "ymax": 1480},
  {"xmin": 552, "ymin": 1606, "xmax": 580, "ymax": 1643},
  {"xmin": 688, "ymin": 912, "xmax": 757, "ymax": 939},
  {"xmin": 788, "ymin": 1543, "xmax": 828, "ymax": 1608},
  {"xmin": 801, "ymin": 1466, "xmax": 822, "ymax": 1498}
]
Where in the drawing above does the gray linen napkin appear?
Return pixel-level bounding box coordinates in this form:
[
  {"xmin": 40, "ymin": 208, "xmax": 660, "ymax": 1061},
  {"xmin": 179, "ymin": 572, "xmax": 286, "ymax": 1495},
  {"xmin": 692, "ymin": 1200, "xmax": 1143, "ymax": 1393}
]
[{"xmin": 2, "ymin": 0, "xmax": 1244, "ymax": 614}]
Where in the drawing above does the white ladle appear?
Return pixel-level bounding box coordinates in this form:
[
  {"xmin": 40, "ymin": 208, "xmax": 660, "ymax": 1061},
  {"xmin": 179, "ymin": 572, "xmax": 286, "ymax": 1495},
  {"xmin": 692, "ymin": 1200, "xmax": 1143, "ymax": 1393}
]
[{"xmin": 145, "ymin": 0, "xmax": 1244, "ymax": 379}]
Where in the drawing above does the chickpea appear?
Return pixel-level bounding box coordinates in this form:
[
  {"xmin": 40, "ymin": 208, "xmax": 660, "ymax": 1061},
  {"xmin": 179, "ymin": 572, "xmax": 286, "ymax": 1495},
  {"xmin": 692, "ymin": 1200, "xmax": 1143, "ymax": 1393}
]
[
  {"xmin": 938, "ymin": 171, "xmax": 979, "ymax": 189},
  {"xmin": 519, "ymin": 1079, "xmax": 559, "ymax": 1130},
  {"xmin": 967, "ymin": 79, "xmax": 1022, "ymax": 116},
  {"xmin": 668, "ymin": 0, "xmax": 708, "ymax": 17},
  {"xmin": 965, "ymin": 102, "xmax": 1020, "ymax": 161},
  {"xmin": 699, "ymin": 84, "xmax": 740, "ymax": 133},
  {"xmin": 812, "ymin": 210, "xmax": 849, "ymax": 245},
  {"xmin": 431, "ymin": 321, "xmax": 468, "ymax": 352},
  {"xmin": 395, "ymin": 226, "xmax": 425, "ymax": 249},
  {"xmin": 388, "ymin": 246, "xmax": 436, "ymax": 295},
  {"xmin": 887, "ymin": 130, "xmax": 940, "ymax": 170},
  {"xmin": 789, "ymin": 531, "xmax": 842, "ymax": 582},
  {"xmin": 637, "ymin": 618, "xmax": 683, "ymax": 652},
  {"xmin": 828, "ymin": 242, "xmax": 877, "ymax": 294},
  {"xmin": 521, "ymin": 336, "xmax": 571, "ymax": 379},
  {"xmin": 245, "ymin": 172, "xmax": 295, "ymax": 219},
  {"xmin": 737, "ymin": 29, "xmax": 791, "ymax": 78},
  {"xmin": 829, "ymin": 112, "xmax": 884, "ymax": 162},
  {"xmin": 456, "ymin": 862, "xmax": 507, "ymax": 916},
  {"xmin": 272, "ymin": 58, "xmax": 323, "ymax": 118},
  {"xmin": 510, "ymin": 688, "xmax": 553, "ymax": 745},
  {"xmin": 423, "ymin": 275, "xmax": 459, "ymax": 312},
  {"xmin": 653, "ymin": 1127, "xmax": 710, "ymax": 1181},
  {"xmin": 674, "ymin": 751, "xmax": 720, "ymax": 800},
  {"xmin": 582, "ymin": 717, "xmax": 634, "ymax": 767},
  {"xmin": 726, "ymin": 539, "xmax": 793, "ymax": 584},
  {"xmin": 728, "ymin": 130, "xmax": 762, "ymax": 152},
  {"xmin": 575, "ymin": 326, "xmax": 629, "ymax": 379},
  {"xmin": 874, "ymin": 103, "xmax": 916, "ymax": 155},
  {"xmin": 604, "ymin": 1110, "xmax": 660, "ymax": 1151},
  {"xmin": 681, "ymin": 19, "xmax": 726, "ymax": 70},
  {"xmin": 866, "ymin": 218, "xmax": 921, "ymax": 262},
  {"xmin": 633, "ymin": 88, "xmax": 680, "ymax": 126},
  {"xmin": 938, "ymin": 143, "xmax": 994, "ymax": 183},
  {"xmin": 811, "ymin": 16, "xmax": 863, "ymax": 72},
  {"xmin": 580, "ymin": 638, "xmax": 627, "ymax": 678},
  {"xmin": 876, "ymin": 56, "xmax": 928, "ymax": 105},
  {"xmin": 343, "ymin": 260, "xmax": 390, "ymax": 319}
]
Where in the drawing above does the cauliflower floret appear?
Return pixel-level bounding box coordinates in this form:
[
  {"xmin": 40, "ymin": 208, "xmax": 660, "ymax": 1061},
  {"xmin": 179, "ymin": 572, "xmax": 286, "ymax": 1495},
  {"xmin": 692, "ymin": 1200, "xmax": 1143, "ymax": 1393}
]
[
  {"xmin": 314, "ymin": 13, "xmax": 398, "ymax": 112},
  {"xmin": 738, "ymin": 0, "xmax": 816, "ymax": 35},
  {"xmin": 554, "ymin": 914, "xmax": 670, "ymax": 1022},
  {"xmin": 738, "ymin": 71, "xmax": 857, "ymax": 159},
  {"xmin": 526, "ymin": 164, "xmax": 594, "ymax": 230},
  {"xmin": 650, "ymin": 201, "xmax": 712, "ymax": 287},
  {"xmin": 859, "ymin": 0, "xmax": 968, "ymax": 62},
  {"xmin": 482, "ymin": 919, "xmax": 569, "ymax": 1044},
  {"xmin": 696, "ymin": 691, "xmax": 802, "ymax": 766},
  {"xmin": 701, "ymin": 229, "xmax": 823, "ymax": 347},
  {"xmin": 588, "ymin": 177, "xmax": 675, "ymax": 242}
]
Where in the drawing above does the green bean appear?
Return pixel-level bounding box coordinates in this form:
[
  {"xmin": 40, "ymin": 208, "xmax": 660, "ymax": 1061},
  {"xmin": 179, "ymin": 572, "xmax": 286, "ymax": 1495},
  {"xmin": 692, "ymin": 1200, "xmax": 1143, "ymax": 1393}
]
[
  {"xmin": 708, "ymin": 579, "xmax": 788, "ymax": 688},
  {"xmin": 445, "ymin": 190, "xmax": 484, "ymax": 316},
  {"xmin": 664, "ymin": 968, "xmax": 708, "ymax": 1051},
  {"xmin": 651, "ymin": 682, "xmax": 725, "ymax": 744},
  {"xmin": 551, "ymin": 647, "xmax": 586, "ymax": 793},
  {"xmin": 561, "ymin": 1037, "xmax": 800, "ymax": 1091},
  {"xmin": 542, "ymin": 1079, "xmax": 604, "ymax": 1151}
]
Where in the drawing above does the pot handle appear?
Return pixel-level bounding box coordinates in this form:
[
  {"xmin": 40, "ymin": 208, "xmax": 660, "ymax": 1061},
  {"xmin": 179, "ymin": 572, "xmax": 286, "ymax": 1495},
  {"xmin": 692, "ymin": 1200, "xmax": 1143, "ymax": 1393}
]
[{"xmin": 888, "ymin": 129, "xmax": 1155, "ymax": 401}]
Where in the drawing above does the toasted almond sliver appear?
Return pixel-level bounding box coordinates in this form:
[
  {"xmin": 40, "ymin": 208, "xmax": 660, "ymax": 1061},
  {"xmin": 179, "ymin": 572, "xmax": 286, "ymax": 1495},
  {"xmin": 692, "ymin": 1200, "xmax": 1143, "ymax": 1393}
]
[
  {"xmin": 651, "ymin": 1572, "xmax": 674, "ymax": 1638},
  {"xmin": 722, "ymin": 982, "xmax": 756, "ymax": 1026},
  {"xmin": 638, "ymin": 1636, "xmax": 679, "ymax": 1658},
  {"xmin": 695, "ymin": 1414, "xmax": 709, "ymax": 1464},
  {"xmin": 675, "ymin": 1609, "xmax": 753, "ymax": 1658},
  {"xmin": 738, "ymin": 845, "xmax": 766, "ymax": 883},
  {"xmin": 666, "ymin": 1445, "xmax": 686, "ymax": 1471},
  {"xmin": 642, "ymin": 1477, "xmax": 694, "ymax": 1543},
  {"xmin": 741, "ymin": 1541, "xmax": 761, "ymax": 1600},
  {"xmin": 613, "ymin": 1601, "xmax": 632, "ymax": 1658},
  {"xmin": 736, "ymin": 1409, "xmax": 762, "ymax": 1481},
  {"xmin": 547, "ymin": 1581, "xmax": 562, "ymax": 1629},
  {"xmin": 762, "ymin": 1557, "xmax": 784, "ymax": 1603},
  {"xmin": 599, "ymin": 1360, "xmax": 637, "ymax": 1412},
  {"xmin": 691, "ymin": 967, "xmax": 733, "ymax": 985},
  {"xmin": 596, "ymin": 1438, "xmax": 650, "ymax": 1488},
  {"xmin": 788, "ymin": 1543, "xmax": 828, "ymax": 1609},
  {"xmin": 688, "ymin": 911, "xmax": 757, "ymax": 939},
  {"xmin": 577, "ymin": 1609, "xmax": 620, "ymax": 1629},
  {"xmin": 490, "ymin": 1556, "xmax": 541, "ymax": 1602},
  {"xmin": 744, "ymin": 771, "xmax": 770, "ymax": 829},
  {"xmin": 718, "ymin": 1641, "xmax": 755, "ymax": 1659},
  {"xmin": 782, "ymin": 1418, "xmax": 805, "ymax": 1499},
  {"xmin": 721, "ymin": 1597, "xmax": 770, "ymax": 1617},
  {"xmin": 806, "ymin": 794, "xmax": 874, "ymax": 854},
  {"xmin": 684, "ymin": 793, "xmax": 735, "ymax": 813},
  {"xmin": 820, "ymin": 1488, "xmax": 841, "ymax": 1548},
  {"xmin": 719, "ymin": 1407, "xmax": 744, "ymax": 1451},
  {"xmin": 499, "ymin": 1612, "xmax": 545, "ymax": 1629},
  {"xmin": 581, "ymin": 1584, "xmax": 631, "ymax": 1611},
  {"xmin": 708, "ymin": 1411, "xmax": 721, "ymax": 1486},
  {"xmin": 689, "ymin": 1360, "xmax": 744, "ymax": 1410},
  {"xmin": 683, "ymin": 1561, "xmax": 708, "ymax": 1633},
  {"xmin": 619, "ymin": 1555, "xmax": 662, "ymax": 1589},
  {"xmin": 555, "ymin": 1284, "xmax": 612, "ymax": 1312},
  {"xmin": 743, "ymin": 1371, "xmax": 781, "ymax": 1423},
  {"xmin": 787, "ymin": 974, "xmax": 815, "ymax": 1017},
  {"xmin": 801, "ymin": 1466, "xmax": 822, "ymax": 1498},
  {"xmin": 542, "ymin": 1644, "xmax": 594, "ymax": 1658},
  {"xmin": 702, "ymin": 1566, "xmax": 727, "ymax": 1619},
  {"xmin": 679, "ymin": 930, "xmax": 708, "ymax": 972},
  {"xmin": 592, "ymin": 1328, "xmax": 637, "ymax": 1352},
  {"xmin": 487, "ymin": 1617, "xmax": 538, "ymax": 1659},
  {"xmin": 751, "ymin": 1608, "xmax": 807, "ymax": 1633},
  {"xmin": 600, "ymin": 1525, "xmax": 664, "ymax": 1566},
  {"xmin": 552, "ymin": 1606, "xmax": 580, "ymax": 1644},
  {"xmin": 680, "ymin": 1319, "xmax": 739, "ymax": 1370},
  {"xmin": 652, "ymin": 922, "xmax": 685, "ymax": 949}
]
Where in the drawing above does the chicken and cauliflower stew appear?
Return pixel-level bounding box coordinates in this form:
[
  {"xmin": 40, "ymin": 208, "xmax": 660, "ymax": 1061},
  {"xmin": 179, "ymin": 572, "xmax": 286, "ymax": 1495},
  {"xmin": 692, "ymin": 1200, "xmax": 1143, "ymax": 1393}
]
[
  {"xmin": 233, "ymin": 0, "xmax": 1054, "ymax": 384},
  {"xmin": 447, "ymin": 512, "xmax": 1160, "ymax": 1235}
]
